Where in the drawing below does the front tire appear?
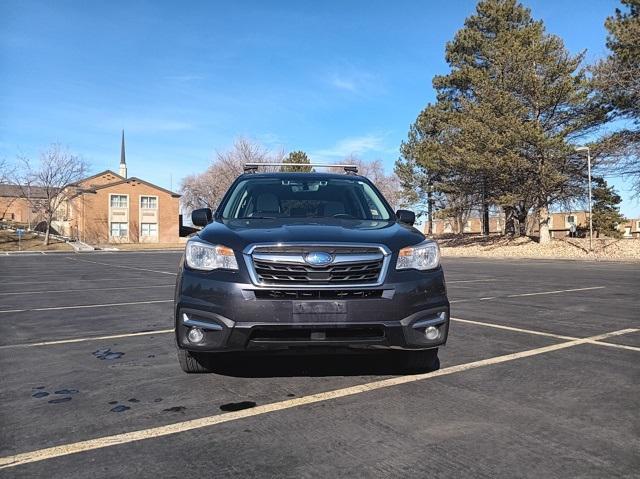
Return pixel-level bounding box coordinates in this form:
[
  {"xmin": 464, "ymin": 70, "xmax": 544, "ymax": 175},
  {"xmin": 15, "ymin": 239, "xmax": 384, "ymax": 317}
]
[
  {"xmin": 397, "ymin": 348, "xmax": 440, "ymax": 373},
  {"xmin": 177, "ymin": 348, "xmax": 215, "ymax": 373}
]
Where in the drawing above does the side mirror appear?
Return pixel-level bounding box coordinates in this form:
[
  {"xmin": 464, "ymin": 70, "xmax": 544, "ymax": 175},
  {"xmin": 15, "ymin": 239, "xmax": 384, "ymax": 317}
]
[
  {"xmin": 396, "ymin": 209, "xmax": 415, "ymax": 226},
  {"xmin": 192, "ymin": 208, "xmax": 213, "ymax": 227}
]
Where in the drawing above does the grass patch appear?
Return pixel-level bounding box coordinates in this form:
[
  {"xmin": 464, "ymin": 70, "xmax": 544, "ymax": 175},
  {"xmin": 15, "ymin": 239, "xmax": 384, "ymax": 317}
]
[{"xmin": 0, "ymin": 230, "xmax": 73, "ymax": 252}]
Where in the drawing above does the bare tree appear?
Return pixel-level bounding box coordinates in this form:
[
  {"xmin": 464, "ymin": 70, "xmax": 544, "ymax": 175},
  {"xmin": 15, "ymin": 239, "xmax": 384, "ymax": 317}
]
[
  {"xmin": 180, "ymin": 137, "xmax": 283, "ymax": 214},
  {"xmin": 0, "ymin": 159, "xmax": 12, "ymax": 184},
  {"xmin": 330, "ymin": 156, "xmax": 402, "ymax": 210},
  {"xmin": 0, "ymin": 159, "xmax": 17, "ymax": 222},
  {"xmin": 16, "ymin": 144, "xmax": 88, "ymax": 245}
]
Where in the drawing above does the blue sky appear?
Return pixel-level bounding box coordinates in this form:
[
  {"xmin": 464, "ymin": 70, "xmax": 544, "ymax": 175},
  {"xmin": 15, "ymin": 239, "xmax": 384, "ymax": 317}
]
[{"xmin": 2, "ymin": 0, "xmax": 638, "ymax": 216}]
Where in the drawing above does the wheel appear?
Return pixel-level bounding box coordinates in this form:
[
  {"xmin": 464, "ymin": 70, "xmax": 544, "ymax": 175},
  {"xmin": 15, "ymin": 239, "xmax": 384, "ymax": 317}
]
[
  {"xmin": 397, "ymin": 348, "xmax": 440, "ymax": 373},
  {"xmin": 177, "ymin": 348, "xmax": 215, "ymax": 373}
]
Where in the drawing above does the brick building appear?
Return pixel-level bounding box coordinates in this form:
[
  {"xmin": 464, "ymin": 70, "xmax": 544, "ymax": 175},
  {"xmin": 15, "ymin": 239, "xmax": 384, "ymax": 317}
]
[
  {"xmin": 619, "ymin": 218, "xmax": 640, "ymax": 238},
  {"xmin": 0, "ymin": 185, "xmax": 48, "ymax": 225},
  {"xmin": 429, "ymin": 210, "xmax": 639, "ymax": 239},
  {"xmin": 53, "ymin": 132, "xmax": 182, "ymax": 244}
]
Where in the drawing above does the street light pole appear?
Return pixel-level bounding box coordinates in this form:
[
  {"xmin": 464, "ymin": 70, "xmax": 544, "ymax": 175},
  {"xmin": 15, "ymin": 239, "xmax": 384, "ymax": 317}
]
[{"xmin": 575, "ymin": 146, "xmax": 593, "ymax": 252}]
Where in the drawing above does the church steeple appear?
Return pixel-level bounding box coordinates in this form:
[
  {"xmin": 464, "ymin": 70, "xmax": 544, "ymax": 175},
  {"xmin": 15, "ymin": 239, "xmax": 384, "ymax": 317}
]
[{"xmin": 119, "ymin": 130, "xmax": 128, "ymax": 178}]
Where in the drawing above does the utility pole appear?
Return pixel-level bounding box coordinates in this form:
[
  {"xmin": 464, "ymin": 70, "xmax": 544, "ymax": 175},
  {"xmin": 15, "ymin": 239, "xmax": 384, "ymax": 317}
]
[
  {"xmin": 426, "ymin": 182, "xmax": 433, "ymax": 237},
  {"xmin": 575, "ymin": 146, "xmax": 593, "ymax": 252}
]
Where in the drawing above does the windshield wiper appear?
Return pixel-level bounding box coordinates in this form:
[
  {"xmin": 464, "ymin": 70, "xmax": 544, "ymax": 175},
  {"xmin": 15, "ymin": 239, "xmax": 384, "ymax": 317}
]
[{"xmin": 238, "ymin": 216, "xmax": 276, "ymax": 220}]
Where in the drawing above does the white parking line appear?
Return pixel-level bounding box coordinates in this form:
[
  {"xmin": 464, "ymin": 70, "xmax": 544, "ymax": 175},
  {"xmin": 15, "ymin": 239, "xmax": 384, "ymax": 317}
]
[
  {"xmin": 506, "ymin": 286, "xmax": 605, "ymax": 298},
  {"xmin": 66, "ymin": 257, "xmax": 177, "ymax": 276},
  {"xmin": 450, "ymin": 286, "xmax": 606, "ymax": 303},
  {"xmin": 0, "ymin": 328, "xmax": 635, "ymax": 470},
  {"xmin": 0, "ymin": 285, "xmax": 174, "ymax": 296},
  {"xmin": 451, "ymin": 317, "xmax": 640, "ymax": 352},
  {"xmin": 0, "ymin": 277, "xmax": 153, "ymax": 286},
  {"xmin": 446, "ymin": 279, "xmax": 500, "ymax": 284},
  {"xmin": 451, "ymin": 317, "xmax": 575, "ymax": 340},
  {"xmin": 0, "ymin": 329, "xmax": 174, "ymax": 350},
  {"xmin": 0, "ymin": 299, "xmax": 173, "ymax": 314}
]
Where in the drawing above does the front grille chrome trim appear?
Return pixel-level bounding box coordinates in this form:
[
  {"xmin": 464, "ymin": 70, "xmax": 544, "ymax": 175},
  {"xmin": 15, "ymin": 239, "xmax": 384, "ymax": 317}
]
[{"xmin": 243, "ymin": 242, "xmax": 391, "ymax": 289}]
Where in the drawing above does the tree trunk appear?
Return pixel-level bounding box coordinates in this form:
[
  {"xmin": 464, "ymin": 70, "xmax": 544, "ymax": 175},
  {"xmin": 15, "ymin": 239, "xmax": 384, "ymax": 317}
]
[
  {"xmin": 427, "ymin": 190, "xmax": 433, "ymax": 237},
  {"xmin": 44, "ymin": 221, "xmax": 51, "ymax": 246},
  {"xmin": 504, "ymin": 207, "xmax": 515, "ymax": 236},
  {"xmin": 481, "ymin": 178, "xmax": 489, "ymax": 236},
  {"xmin": 517, "ymin": 215, "xmax": 527, "ymax": 237},
  {"xmin": 538, "ymin": 206, "xmax": 551, "ymax": 245}
]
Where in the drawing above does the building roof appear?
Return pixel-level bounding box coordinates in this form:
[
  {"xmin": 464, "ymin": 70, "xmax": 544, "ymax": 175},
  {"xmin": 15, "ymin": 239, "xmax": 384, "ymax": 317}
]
[
  {"xmin": 81, "ymin": 176, "xmax": 181, "ymax": 198},
  {"xmin": 74, "ymin": 170, "xmax": 125, "ymax": 186},
  {"xmin": 0, "ymin": 184, "xmax": 53, "ymax": 199}
]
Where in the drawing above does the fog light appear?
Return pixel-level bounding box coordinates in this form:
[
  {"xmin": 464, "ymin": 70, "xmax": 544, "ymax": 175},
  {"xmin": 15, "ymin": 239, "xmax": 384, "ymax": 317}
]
[
  {"xmin": 187, "ymin": 327, "xmax": 204, "ymax": 343},
  {"xmin": 425, "ymin": 326, "xmax": 440, "ymax": 340}
]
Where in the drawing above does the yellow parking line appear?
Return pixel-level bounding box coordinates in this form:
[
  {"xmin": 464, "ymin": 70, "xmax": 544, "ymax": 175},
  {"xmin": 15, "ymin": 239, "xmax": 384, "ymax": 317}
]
[{"xmin": 0, "ymin": 328, "xmax": 636, "ymax": 470}]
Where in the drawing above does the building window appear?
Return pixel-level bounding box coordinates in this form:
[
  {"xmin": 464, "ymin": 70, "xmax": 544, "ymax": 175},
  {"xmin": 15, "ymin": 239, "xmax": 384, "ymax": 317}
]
[
  {"xmin": 110, "ymin": 222, "xmax": 128, "ymax": 237},
  {"xmin": 566, "ymin": 215, "xmax": 575, "ymax": 225},
  {"xmin": 141, "ymin": 223, "xmax": 158, "ymax": 237},
  {"xmin": 140, "ymin": 196, "xmax": 157, "ymax": 209},
  {"xmin": 636, "ymin": 221, "xmax": 640, "ymax": 230},
  {"xmin": 110, "ymin": 195, "xmax": 128, "ymax": 208}
]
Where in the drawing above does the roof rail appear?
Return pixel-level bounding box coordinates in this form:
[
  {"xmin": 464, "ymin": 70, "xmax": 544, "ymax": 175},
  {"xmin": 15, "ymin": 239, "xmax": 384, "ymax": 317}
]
[{"xmin": 243, "ymin": 163, "xmax": 358, "ymax": 174}]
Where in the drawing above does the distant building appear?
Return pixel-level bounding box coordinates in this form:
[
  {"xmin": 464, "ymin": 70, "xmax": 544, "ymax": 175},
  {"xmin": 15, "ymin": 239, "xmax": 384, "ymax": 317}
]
[
  {"xmin": 53, "ymin": 131, "xmax": 182, "ymax": 244},
  {"xmin": 619, "ymin": 218, "xmax": 640, "ymax": 238},
  {"xmin": 430, "ymin": 216, "xmax": 505, "ymax": 235},
  {"xmin": 429, "ymin": 210, "xmax": 638, "ymax": 239},
  {"xmin": 0, "ymin": 185, "xmax": 48, "ymax": 225}
]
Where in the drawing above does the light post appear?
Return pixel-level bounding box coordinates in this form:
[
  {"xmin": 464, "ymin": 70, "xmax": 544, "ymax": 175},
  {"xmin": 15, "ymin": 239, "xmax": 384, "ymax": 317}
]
[{"xmin": 575, "ymin": 146, "xmax": 593, "ymax": 251}]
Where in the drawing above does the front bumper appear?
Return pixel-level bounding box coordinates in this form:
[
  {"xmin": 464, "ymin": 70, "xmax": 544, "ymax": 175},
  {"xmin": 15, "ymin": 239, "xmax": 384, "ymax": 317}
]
[{"xmin": 175, "ymin": 265, "xmax": 450, "ymax": 353}]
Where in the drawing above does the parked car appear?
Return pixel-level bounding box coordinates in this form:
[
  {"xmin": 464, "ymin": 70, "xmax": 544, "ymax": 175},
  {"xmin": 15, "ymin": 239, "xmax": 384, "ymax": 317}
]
[{"xmin": 174, "ymin": 164, "xmax": 449, "ymax": 373}]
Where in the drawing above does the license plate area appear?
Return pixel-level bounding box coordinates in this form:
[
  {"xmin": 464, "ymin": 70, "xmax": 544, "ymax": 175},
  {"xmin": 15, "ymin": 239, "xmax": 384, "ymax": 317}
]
[{"xmin": 292, "ymin": 301, "xmax": 347, "ymax": 314}]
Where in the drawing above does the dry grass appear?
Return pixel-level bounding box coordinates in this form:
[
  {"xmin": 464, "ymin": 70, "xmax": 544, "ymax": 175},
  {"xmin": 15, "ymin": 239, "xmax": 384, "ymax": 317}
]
[
  {"xmin": 437, "ymin": 234, "xmax": 640, "ymax": 261},
  {"xmin": 0, "ymin": 230, "xmax": 73, "ymax": 252}
]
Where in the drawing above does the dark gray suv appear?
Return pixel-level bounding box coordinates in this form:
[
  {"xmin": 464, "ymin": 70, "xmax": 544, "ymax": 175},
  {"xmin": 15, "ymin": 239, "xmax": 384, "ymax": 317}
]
[{"xmin": 174, "ymin": 165, "xmax": 449, "ymax": 373}]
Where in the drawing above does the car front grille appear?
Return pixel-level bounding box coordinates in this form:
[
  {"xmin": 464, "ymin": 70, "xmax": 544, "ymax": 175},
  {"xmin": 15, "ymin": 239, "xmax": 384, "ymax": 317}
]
[
  {"xmin": 247, "ymin": 244, "xmax": 389, "ymax": 287},
  {"xmin": 254, "ymin": 289, "xmax": 383, "ymax": 300}
]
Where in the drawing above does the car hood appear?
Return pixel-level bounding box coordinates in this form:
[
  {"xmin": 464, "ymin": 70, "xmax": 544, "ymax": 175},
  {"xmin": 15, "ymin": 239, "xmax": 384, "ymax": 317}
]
[{"xmin": 197, "ymin": 218, "xmax": 426, "ymax": 253}]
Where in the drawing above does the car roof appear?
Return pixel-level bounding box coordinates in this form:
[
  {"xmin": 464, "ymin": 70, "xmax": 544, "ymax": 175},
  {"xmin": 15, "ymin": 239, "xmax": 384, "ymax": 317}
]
[{"xmin": 238, "ymin": 172, "xmax": 367, "ymax": 181}]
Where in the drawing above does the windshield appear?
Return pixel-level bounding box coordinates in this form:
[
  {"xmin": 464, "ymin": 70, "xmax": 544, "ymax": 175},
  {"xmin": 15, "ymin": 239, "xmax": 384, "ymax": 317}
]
[{"xmin": 221, "ymin": 177, "xmax": 392, "ymax": 220}]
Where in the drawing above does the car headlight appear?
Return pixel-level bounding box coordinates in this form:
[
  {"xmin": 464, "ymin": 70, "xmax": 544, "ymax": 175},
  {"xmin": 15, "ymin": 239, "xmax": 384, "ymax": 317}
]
[
  {"xmin": 396, "ymin": 240, "xmax": 440, "ymax": 270},
  {"xmin": 185, "ymin": 241, "xmax": 238, "ymax": 271}
]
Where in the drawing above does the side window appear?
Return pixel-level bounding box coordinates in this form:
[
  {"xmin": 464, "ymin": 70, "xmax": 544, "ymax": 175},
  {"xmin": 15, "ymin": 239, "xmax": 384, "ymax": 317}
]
[
  {"xmin": 110, "ymin": 195, "xmax": 127, "ymax": 208},
  {"xmin": 140, "ymin": 196, "xmax": 157, "ymax": 209}
]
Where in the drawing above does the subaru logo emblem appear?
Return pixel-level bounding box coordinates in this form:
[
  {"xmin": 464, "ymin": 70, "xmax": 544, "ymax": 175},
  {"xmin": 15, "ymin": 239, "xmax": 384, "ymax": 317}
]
[{"xmin": 304, "ymin": 251, "xmax": 333, "ymax": 267}]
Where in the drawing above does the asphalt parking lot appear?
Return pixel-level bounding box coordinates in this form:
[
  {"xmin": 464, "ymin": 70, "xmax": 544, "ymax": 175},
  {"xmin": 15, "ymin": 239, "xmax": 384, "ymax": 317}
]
[{"xmin": 0, "ymin": 251, "xmax": 638, "ymax": 478}]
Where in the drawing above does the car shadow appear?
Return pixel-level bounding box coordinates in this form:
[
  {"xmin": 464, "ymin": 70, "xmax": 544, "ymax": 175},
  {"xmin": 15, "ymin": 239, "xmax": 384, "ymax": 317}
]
[{"xmin": 202, "ymin": 351, "xmax": 435, "ymax": 378}]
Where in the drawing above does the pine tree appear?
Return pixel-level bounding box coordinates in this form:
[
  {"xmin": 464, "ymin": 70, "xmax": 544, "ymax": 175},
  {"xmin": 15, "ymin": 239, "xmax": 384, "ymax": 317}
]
[
  {"xmin": 591, "ymin": 177, "xmax": 626, "ymax": 238},
  {"xmin": 397, "ymin": 0, "xmax": 606, "ymax": 242},
  {"xmin": 593, "ymin": 0, "xmax": 640, "ymax": 194},
  {"xmin": 281, "ymin": 151, "xmax": 312, "ymax": 172}
]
